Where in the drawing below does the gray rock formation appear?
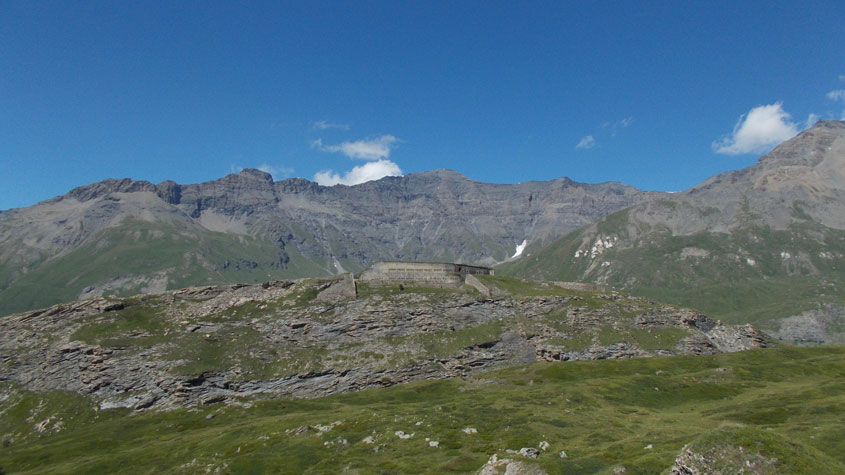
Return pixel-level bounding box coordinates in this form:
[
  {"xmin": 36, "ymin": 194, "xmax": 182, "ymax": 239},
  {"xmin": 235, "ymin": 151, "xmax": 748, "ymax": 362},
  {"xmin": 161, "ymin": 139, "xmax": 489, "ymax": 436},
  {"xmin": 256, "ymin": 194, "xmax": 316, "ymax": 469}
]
[
  {"xmin": 670, "ymin": 442, "xmax": 779, "ymax": 474},
  {"xmin": 769, "ymin": 304, "xmax": 845, "ymax": 346},
  {"xmin": 0, "ymin": 277, "xmax": 771, "ymax": 412},
  {"xmin": 479, "ymin": 456, "xmax": 547, "ymax": 475}
]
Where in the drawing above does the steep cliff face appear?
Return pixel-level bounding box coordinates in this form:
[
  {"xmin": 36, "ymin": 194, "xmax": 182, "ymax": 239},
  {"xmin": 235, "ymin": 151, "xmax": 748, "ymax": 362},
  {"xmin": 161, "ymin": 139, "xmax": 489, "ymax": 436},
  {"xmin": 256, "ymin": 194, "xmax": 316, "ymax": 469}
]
[
  {"xmin": 502, "ymin": 121, "xmax": 845, "ymax": 329},
  {"xmin": 0, "ymin": 169, "xmax": 660, "ymax": 315}
]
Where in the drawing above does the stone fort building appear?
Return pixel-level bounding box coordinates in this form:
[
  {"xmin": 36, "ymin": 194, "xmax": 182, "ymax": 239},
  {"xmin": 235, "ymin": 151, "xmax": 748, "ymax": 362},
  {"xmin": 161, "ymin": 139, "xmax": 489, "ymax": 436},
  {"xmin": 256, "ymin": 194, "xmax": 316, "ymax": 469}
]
[{"xmin": 358, "ymin": 261, "xmax": 494, "ymax": 290}]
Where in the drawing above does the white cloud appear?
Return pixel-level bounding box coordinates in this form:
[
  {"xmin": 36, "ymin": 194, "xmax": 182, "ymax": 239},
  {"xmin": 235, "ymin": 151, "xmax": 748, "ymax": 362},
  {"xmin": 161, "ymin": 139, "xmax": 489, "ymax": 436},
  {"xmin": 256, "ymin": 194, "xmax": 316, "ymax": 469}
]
[
  {"xmin": 601, "ymin": 117, "xmax": 633, "ymax": 129},
  {"xmin": 313, "ymin": 159, "xmax": 403, "ymax": 186},
  {"xmin": 805, "ymin": 113, "xmax": 821, "ymax": 129},
  {"xmin": 827, "ymin": 90, "xmax": 845, "ymax": 102},
  {"xmin": 312, "ymin": 135, "xmax": 399, "ymax": 160},
  {"xmin": 575, "ymin": 135, "xmax": 596, "ymax": 149},
  {"xmin": 313, "ymin": 120, "xmax": 350, "ymax": 130},
  {"xmin": 712, "ymin": 103, "xmax": 800, "ymax": 155},
  {"xmin": 827, "ymin": 82, "xmax": 845, "ymax": 119},
  {"xmin": 599, "ymin": 117, "xmax": 633, "ymax": 137}
]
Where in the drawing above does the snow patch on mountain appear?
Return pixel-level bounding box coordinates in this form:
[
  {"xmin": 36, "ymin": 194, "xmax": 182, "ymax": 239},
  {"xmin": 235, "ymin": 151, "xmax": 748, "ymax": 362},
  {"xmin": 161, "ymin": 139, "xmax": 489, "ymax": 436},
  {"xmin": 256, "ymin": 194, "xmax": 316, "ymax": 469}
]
[
  {"xmin": 574, "ymin": 236, "xmax": 617, "ymax": 259},
  {"xmin": 512, "ymin": 240, "xmax": 527, "ymax": 258}
]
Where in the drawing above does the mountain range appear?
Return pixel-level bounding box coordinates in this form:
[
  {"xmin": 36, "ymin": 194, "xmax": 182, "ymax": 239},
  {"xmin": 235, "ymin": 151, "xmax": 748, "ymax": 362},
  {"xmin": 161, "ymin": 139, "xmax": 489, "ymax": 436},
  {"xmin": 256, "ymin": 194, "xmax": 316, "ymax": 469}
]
[
  {"xmin": 2, "ymin": 121, "xmax": 843, "ymax": 333},
  {"xmin": 0, "ymin": 169, "xmax": 659, "ymax": 315},
  {"xmin": 2, "ymin": 121, "xmax": 844, "ymax": 474}
]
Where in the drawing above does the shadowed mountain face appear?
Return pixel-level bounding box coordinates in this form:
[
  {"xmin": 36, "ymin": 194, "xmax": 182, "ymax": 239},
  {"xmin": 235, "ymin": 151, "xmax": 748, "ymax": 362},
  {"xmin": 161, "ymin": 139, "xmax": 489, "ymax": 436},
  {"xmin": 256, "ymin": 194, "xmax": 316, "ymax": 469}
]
[
  {"xmin": 502, "ymin": 121, "xmax": 845, "ymax": 334},
  {"xmin": 0, "ymin": 169, "xmax": 661, "ymax": 315}
]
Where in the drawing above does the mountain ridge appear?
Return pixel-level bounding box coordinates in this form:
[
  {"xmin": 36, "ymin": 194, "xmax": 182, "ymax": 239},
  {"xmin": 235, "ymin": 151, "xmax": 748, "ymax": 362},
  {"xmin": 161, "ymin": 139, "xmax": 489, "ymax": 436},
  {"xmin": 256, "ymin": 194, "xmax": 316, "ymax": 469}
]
[
  {"xmin": 501, "ymin": 120, "xmax": 845, "ymax": 336},
  {"xmin": 0, "ymin": 169, "xmax": 662, "ymax": 315},
  {"xmin": 40, "ymin": 168, "xmax": 656, "ymax": 210}
]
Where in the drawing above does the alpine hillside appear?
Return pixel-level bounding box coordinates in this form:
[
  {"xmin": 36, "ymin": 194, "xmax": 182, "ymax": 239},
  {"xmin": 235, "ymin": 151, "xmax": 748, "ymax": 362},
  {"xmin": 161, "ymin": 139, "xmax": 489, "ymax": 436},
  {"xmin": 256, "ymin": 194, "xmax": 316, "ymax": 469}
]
[
  {"xmin": 0, "ymin": 276, "xmax": 839, "ymax": 474},
  {"xmin": 502, "ymin": 120, "xmax": 845, "ymax": 342},
  {"xmin": 5, "ymin": 276, "xmax": 820, "ymax": 475},
  {"xmin": 0, "ymin": 170, "xmax": 661, "ymax": 315}
]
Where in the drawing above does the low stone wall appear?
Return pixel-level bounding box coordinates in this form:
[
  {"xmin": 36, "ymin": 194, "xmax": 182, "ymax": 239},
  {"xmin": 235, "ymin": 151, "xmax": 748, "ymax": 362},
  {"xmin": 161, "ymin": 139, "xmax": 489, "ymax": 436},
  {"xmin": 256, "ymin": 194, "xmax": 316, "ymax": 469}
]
[{"xmin": 552, "ymin": 281, "xmax": 601, "ymax": 292}]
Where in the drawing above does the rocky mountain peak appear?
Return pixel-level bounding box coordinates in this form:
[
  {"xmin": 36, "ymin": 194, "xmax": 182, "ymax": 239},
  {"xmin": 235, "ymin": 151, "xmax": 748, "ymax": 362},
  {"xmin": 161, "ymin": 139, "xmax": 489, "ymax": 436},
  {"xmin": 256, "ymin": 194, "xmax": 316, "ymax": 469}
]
[
  {"xmin": 211, "ymin": 169, "xmax": 276, "ymax": 190},
  {"xmin": 756, "ymin": 119, "xmax": 845, "ymax": 169},
  {"xmin": 155, "ymin": 180, "xmax": 182, "ymax": 204},
  {"xmin": 396, "ymin": 169, "xmax": 472, "ymax": 188},
  {"xmin": 424, "ymin": 168, "xmax": 468, "ymax": 179},
  {"xmin": 686, "ymin": 119, "xmax": 844, "ymax": 219},
  {"xmin": 276, "ymin": 177, "xmax": 322, "ymax": 194},
  {"xmin": 814, "ymin": 119, "xmax": 845, "ymax": 131},
  {"xmin": 236, "ymin": 168, "xmax": 275, "ymax": 182},
  {"xmin": 64, "ymin": 178, "xmax": 156, "ymax": 202}
]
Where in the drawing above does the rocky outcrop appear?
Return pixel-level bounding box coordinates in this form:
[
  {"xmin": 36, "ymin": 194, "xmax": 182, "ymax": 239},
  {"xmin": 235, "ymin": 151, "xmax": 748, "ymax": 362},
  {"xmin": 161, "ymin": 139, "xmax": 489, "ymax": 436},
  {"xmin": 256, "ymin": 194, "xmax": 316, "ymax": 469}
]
[
  {"xmin": 769, "ymin": 304, "xmax": 845, "ymax": 346},
  {"xmin": 671, "ymin": 442, "xmax": 779, "ymax": 474},
  {"xmin": 314, "ymin": 273, "xmax": 357, "ymax": 303},
  {"xmin": 65, "ymin": 178, "xmax": 157, "ymax": 202},
  {"xmin": 479, "ymin": 457, "xmax": 547, "ymax": 475},
  {"xmin": 0, "ymin": 278, "xmax": 772, "ymax": 412}
]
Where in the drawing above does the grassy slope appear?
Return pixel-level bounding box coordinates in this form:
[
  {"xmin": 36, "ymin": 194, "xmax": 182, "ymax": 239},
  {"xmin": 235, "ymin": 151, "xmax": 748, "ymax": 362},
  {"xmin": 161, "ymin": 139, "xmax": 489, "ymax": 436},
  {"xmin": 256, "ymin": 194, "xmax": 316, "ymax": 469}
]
[
  {"xmin": 500, "ymin": 211, "xmax": 845, "ymax": 325},
  {"xmin": 1, "ymin": 346, "xmax": 844, "ymax": 474},
  {"xmin": 0, "ymin": 219, "xmax": 328, "ymax": 316}
]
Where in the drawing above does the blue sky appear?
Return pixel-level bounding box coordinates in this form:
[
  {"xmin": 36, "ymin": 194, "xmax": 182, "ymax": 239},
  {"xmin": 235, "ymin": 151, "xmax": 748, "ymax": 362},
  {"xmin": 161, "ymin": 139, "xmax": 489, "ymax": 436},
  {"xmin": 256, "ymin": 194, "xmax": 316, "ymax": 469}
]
[{"xmin": 2, "ymin": 1, "xmax": 844, "ymax": 210}]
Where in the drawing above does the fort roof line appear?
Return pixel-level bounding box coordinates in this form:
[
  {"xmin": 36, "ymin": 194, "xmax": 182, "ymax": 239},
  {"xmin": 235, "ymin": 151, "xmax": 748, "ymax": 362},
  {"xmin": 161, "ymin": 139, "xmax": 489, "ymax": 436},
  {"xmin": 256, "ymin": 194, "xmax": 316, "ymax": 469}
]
[{"xmin": 372, "ymin": 260, "xmax": 494, "ymax": 270}]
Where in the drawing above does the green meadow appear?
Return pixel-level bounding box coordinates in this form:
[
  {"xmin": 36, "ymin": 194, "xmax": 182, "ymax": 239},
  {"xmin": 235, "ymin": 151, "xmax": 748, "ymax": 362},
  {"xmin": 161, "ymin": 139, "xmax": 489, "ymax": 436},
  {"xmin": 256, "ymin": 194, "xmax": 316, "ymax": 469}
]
[{"xmin": 2, "ymin": 346, "xmax": 844, "ymax": 474}]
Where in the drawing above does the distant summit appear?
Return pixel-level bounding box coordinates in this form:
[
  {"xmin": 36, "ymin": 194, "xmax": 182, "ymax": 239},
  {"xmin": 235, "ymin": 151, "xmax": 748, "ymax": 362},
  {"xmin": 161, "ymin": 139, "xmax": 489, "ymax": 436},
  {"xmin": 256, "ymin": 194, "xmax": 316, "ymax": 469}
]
[{"xmin": 502, "ymin": 120, "xmax": 845, "ymax": 341}]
